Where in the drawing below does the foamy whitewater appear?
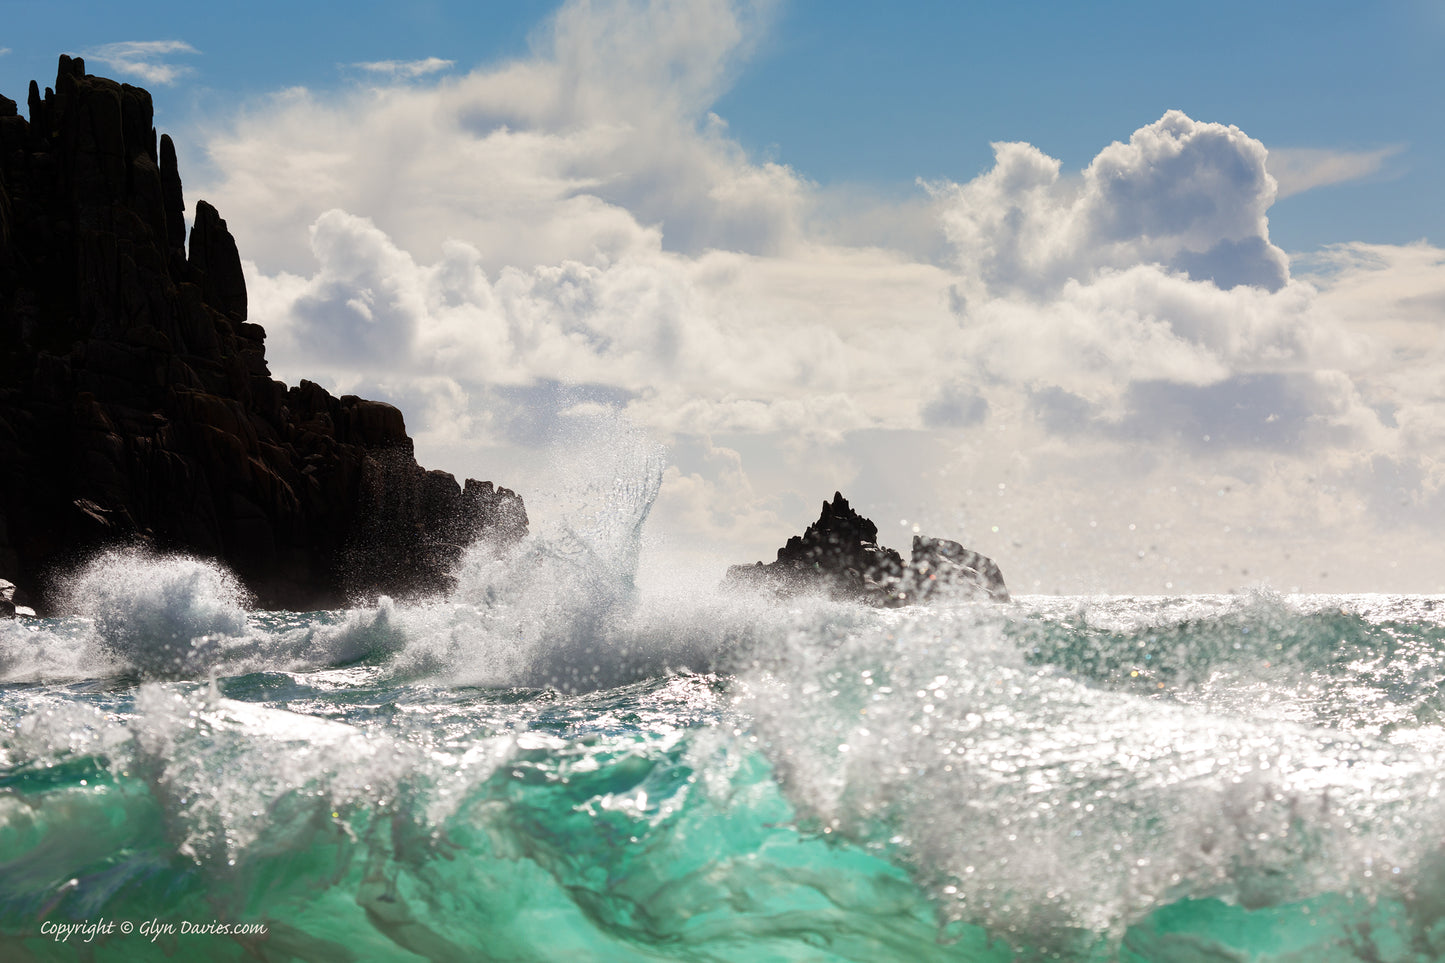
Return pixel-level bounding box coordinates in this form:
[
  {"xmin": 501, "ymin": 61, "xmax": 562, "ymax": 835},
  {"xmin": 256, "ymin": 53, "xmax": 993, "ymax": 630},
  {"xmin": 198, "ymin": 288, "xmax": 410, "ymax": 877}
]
[{"xmin": 5, "ymin": 434, "xmax": 1445, "ymax": 960}]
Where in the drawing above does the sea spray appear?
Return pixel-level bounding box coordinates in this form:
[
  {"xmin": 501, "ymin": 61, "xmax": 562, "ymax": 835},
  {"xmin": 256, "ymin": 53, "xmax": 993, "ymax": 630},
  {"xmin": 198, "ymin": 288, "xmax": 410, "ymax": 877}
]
[
  {"xmin": 10, "ymin": 450, "xmax": 1445, "ymax": 958},
  {"xmin": 0, "ymin": 616, "xmax": 97, "ymax": 683},
  {"xmin": 387, "ymin": 410, "xmax": 676, "ymax": 691},
  {"xmin": 10, "ymin": 584, "xmax": 1445, "ymax": 958},
  {"xmin": 0, "ymin": 551, "xmax": 252, "ymax": 684},
  {"xmin": 64, "ymin": 550, "xmax": 249, "ymax": 679},
  {"xmin": 740, "ymin": 595, "xmax": 1445, "ymax": 955}
]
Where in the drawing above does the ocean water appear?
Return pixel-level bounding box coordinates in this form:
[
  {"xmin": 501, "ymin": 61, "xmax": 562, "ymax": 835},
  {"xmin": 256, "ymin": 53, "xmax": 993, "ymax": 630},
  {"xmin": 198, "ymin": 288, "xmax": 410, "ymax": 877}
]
[{"xmin": 4, "ymin": 448, "xmax": 1445, "ymax": 960}]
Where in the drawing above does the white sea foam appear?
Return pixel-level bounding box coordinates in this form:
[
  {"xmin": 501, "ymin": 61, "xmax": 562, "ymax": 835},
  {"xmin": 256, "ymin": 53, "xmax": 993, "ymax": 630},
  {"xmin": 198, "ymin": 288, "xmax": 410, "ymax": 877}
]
[
  {"xmin": 0, "ymin": 412, "xmax": 860, "ymax": 691},
  {"xmin": 60, "ymin": 549, "xmax": 249, "ymax": 678},
  {"xmin": 376, "ymin": 410, "xmax": 742, "ymax": 691},
  {"xmin": 737, "ymin": 595, "xmax": 1445, "ymax": 948},
  {"xmin": 0, "ymin": 616, "xmax": 102, "ymax": 682},
  {"xmin": 0, "ymin": 551, "xmax": 253, "ymax": 682},
  {"xmin": 14, "ymin": 419, "xmax": 1445, "ymax": 953}
]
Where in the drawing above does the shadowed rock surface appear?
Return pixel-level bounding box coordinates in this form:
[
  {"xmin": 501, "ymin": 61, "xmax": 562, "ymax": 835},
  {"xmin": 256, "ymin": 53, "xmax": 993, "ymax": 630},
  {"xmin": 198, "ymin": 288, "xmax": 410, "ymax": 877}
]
[
  {"xmin": 725, "ymin": 492, "xmax": 1009, "ymax": 604},
  {"xmin": 906, "ymin": 534, "xmax": 1010, "ymax": 603},
  {"xmin": 0, "ymin": 57, "xmax": 526, "ymax": 614},
  {"xmin": 0, "ymin": 579, "xmax": 32, "ymax": 618}
]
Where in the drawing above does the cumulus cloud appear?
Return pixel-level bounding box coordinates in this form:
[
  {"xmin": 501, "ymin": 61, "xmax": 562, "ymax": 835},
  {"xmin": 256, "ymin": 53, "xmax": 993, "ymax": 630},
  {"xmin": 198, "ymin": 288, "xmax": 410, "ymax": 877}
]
[
  {"xmin": 932, "ymin": 112, "xmax": 1289, "ymax": 296},
  {"xmin": 350, "ymin": 57, "xmax": 455, "ymax": 79},
  {"xmin": 207, "ymin": 0, "xmax": 788, "ymax": 273},
  {"xmin": 1301, "ymin": 242, "xmax": 1445, "ymax": 456},
  {"xmin": 921, "ymin": 382, "xmax": 989, "ymax": 429},
  {"xmin": 201, "ymin": 0, "xmax": 1445, "ymax": 591},
  {"xmin": 1104, "ymin": 372, "xmax": 1378, "ymax": 453},
  {"xmin": 1268, "ymin": 145, "xmax": 1403, "ymax": 198},
  {"xmin": 86, "ymin": 40, "xmax": 199, "ymax": 85},
  {"xmin": 925, "ymin": 114, "xmax": 1393, "ymax": 472},
  {"xmin": 249, "ymin": 208, "xmax": 954, "ymax": 447},
  {"xmin": 648, "ymin": 436, "xmax": 785, "ymax": 568}
]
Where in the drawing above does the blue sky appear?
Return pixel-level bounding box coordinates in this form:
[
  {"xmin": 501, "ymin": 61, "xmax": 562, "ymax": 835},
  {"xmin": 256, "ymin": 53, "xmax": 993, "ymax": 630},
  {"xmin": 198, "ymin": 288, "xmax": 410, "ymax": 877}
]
[
  {"xmin": 4, "ymin": 0, "xmax": 1445, "ymax": 592},
  {"xmin": 3, "ymin": 0, "xmax": 1437, "ymax": 251},
  {"xmin": 719, "ymin": 0, "xmax": 1440, "ymax": 252}
]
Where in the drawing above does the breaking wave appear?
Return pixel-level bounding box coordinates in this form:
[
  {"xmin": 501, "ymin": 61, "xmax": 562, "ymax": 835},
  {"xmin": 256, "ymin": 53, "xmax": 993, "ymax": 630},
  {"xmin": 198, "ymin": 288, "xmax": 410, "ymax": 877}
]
[{"xmin": 5, "ymin": 426, "xmax": 1445, "ymax": 959}]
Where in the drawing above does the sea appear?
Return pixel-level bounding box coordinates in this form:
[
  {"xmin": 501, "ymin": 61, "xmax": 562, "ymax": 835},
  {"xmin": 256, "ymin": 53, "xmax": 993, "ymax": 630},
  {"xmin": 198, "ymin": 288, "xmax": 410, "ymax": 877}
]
[{"xmin": 4, "ymin": 439, "xmax": 1445, "ymax": 961}]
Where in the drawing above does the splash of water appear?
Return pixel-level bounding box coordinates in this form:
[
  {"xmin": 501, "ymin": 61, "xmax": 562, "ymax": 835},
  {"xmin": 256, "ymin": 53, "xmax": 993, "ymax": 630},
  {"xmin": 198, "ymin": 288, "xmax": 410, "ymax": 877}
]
[
  {"xmin": 739, "ymin": 595, "xmax": 1445, "ymax": 954},
  {"xmin": 61, "ymin": 550, "xmax": 249, "ymax": 679},
  {"xmin": 385, "ymin": 411, "xmax": 685, "ymax": 690}
]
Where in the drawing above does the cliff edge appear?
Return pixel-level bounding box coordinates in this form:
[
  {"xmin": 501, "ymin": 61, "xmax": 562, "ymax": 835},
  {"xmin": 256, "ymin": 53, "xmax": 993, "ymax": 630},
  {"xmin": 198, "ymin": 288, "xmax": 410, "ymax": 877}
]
[{"xmin": 0, "ymin": 56, "xmax": 525, "ymax": 613}]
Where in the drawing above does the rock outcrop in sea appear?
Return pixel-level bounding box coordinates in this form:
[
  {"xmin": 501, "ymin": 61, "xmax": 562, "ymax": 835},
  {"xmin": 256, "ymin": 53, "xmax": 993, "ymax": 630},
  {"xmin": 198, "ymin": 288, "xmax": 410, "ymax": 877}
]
[
  {"xmin": 0, "ymin": 56, "xmax": 526, "ymax": 614},
  {"xmin": 725, "ymin": 492, "xmax": 1009, "ymax": 604}
]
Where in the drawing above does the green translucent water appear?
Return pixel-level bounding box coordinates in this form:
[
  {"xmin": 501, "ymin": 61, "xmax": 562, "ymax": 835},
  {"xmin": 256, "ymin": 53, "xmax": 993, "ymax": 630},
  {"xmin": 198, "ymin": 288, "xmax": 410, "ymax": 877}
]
[
  {"xmin": 5, "ymin": 551, "xmax": 1445, "ymax": 961},
  {"xmin": 0, "ymin": 672, "xmax": 977, "ymax": 962}
]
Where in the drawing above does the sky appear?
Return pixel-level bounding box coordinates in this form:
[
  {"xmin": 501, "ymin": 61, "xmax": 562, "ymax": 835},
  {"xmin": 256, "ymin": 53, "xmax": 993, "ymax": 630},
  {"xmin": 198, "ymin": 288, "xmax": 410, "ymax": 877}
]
[{"xmin": 4, "ymin": 0, "xmax": 1445, "ymax": 594}]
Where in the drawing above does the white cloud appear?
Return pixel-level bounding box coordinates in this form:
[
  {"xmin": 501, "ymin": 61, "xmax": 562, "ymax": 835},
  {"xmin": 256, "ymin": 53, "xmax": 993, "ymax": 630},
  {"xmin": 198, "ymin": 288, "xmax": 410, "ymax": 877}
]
[
  {"xmin": 932, "ymin": 112, "xmax": 1289, "ymax": 297},
  {"xmin": 350, "ymin": 57, "xmax": 455, "ymax": 79},
  {"xmin": 1301, "ymin": 241, "xmax": 1445, "ymax": 456},
  {"xmin": 1268, "ymin": 145, "xmax": 1403, "ymax": 198},
  {"xmin": 1300, "ymin": 241, "xmax": 1445, "ymax": 331},
  {"xmin": 203, "ymin": 0, "xmax": 1445, "ymax": 592},
  {"xmin": 646, "ymin": 437, "xmax": 784, "ymax": 571},
  {"xmin": 249, "ymin": 208, "xmax": 953, "ymax": 444},
  {"xmin": 0, "ymin": 48, "xmax": 11, "ymax": 58},
  {"xmin": 86, "ymin": 40, "xmax": 199, "ymax": 86},
  {"xmin": 205, "ymin": 0, "xmax": 791, "ymax": 274}
]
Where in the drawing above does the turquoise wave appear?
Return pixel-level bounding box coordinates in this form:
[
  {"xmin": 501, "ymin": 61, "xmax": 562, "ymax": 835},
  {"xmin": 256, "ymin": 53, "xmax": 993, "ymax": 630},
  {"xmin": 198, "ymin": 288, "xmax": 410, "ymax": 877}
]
[
  {"xmin": 1, "ymin": 643, "xmax": 1443, "ymax": 962},
  {"xmin": 0, "ymin": 675, "xmax": 975, "ymax": 962},
  {"xmin": 5, "ymin": 528, "xmax": 1445, "ymax": 962}
]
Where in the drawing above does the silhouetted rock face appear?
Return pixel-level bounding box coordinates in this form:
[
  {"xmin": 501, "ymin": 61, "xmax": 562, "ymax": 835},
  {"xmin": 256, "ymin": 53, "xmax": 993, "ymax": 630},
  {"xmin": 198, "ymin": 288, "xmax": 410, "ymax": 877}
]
[
  {"xmin": 725, "ymin": 492, "xmax": 1008, "ymax": 604},
  {"xmin": 907, "ymin": 535, "xmax": 1009, "ymax": 603},
  {"xmin": 0, "ymin": 57, "xmax": 526, "ymax": 613}
]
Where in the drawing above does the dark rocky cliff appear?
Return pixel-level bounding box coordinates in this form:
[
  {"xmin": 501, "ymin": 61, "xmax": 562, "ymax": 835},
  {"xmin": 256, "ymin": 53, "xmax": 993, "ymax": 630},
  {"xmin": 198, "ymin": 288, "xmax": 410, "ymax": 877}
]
[{"xmin": 0, "ymin": 56, "xmax": 526, "ymax": 613}]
